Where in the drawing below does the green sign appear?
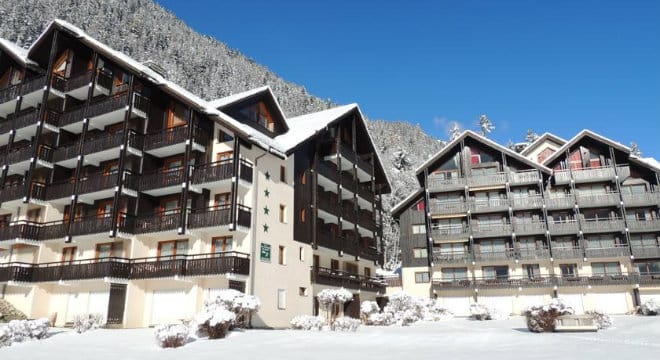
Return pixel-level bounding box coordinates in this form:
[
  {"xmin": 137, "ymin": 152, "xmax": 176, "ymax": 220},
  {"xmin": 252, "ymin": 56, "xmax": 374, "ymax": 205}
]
[{"xmin": 260, "ymin": 243, "xmax": 271, "ymax": 262}]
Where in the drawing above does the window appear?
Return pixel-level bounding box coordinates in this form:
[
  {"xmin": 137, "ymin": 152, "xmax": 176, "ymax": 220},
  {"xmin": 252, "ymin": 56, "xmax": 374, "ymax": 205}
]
[
  {"xmin": 414, "ymin": 199, "xmax": 425, "ymax": 212},
  {"xmin": 277, "ymin": 289, "xmax": 286, "ymax": 310},
  {"xmin": 214, "ymin": 193, "xmax": 231, "ymax": 208},
  {"xmin": 299, "ymin": 287, "xmax": 308, "ymax": 296},
  {"xmin": 212, "ymin": 236, "xmax": 232, "ymax": 253},
  {"xmin": 432, "ymin": 218, "xmax": 465, "ymax": 233},
  {"xmin": 636, "ymin": 261, "xmax": 660, "ymax": 275},
  {"xmin": 483, "ymin": 266, "xmax": 509, "ymax": 280},
  {"xmin": 439, "ymin": 242, "xmax": 465, "ymax": 255},
  {"xmin": 62, "ymin": 247, "xmax": 76, "ymax": 264},
  {"xmin": 621, "ymin": 184, "xmax": 647, "ymax": 195},
  {"xmin": 300, "ymin": 208, "xmax": 306, "ymax": 223},
  {"xmin": 518, "ymin": 237, "xmax": 537, "ymax": 251},
  {"xmin": 96, "ymin": 243, "xmax": 115, "ymax": 260},
  {"xmin": 218, "ymin": 129, "xmax": 233, "ymax": 143},
  {"xmin": 560, "ymin": 264, "xmax": 578, "ymax": 278},
  {"xmin": 300, "ymin": 172, "xmax": 306, "ymax": 185},
  {"xmin": 278, "ymin": 246, "xmax": 286, "ymax": 265},
  {"xmin": 591, "ymin": 262, "xmax": 621, "ymax": 276},
  {"xmin": 299, "ymin": 247, "xmax": 304, "ymax": 261},
  {"xmin": 216, "ymin": 151, "xmax": 233, "ymax": 162},
  {"xmin": 630, "ymin": 234, "xmax": 657, "ymax": 248},
  {"xmin": 411, "ymin": 224, "xmax": 426, "ymax": 234},
  {"xmin": 442, "ymin": 267, "xmax": 467, "ymax": 281},
  {"xmin": 413, "ymin": 247, "xmax": 428, "ymax": 258},
  {"xmin": 280, "ymin": 166, "xmax": 286, "ymax": 182},
  {"xmin": 97, "ymin": 200, "xmax": 114, "ymax": 218},
  {"xmin": 626, "ymin": 209, "xmax": 653, "ymax": 222},
  {"xmin": 415, "ymin": 272, "xmax": 430, "ymax": 283},
  {"xmin": 585, "ymin": 235, "xmax": 617, "ymax": 249},
  {"xmin": 345, "ymin": 262, "xmax": 358, "ymax": 274},
  {"xmin": 537, "ymin": 147, "xmax": 555, "ymax": 163},
  {"xmin": 158, "ymin": 240, "xmax": 188, "ymax": 259},
  {"xmin": 160, "ymin": 196, "xmax": 180, "ymax": 215},
  {"xmin": 279, "ymin": 204, "xmax": 287, "ymax": 223},
  {"xmin": 364, "ymin": 267, "xmax": 371, "ymax": 277},
  {"xmin": 478, "ymin": 239, "xmax": 507, "ymax": 254},
  {"xmin": 331, "ymin": 259, "xmax": 339, "ymax": 270},
  {"xmin": 523, "ymin": 264, "xmax": 541, "ymax": 279}
]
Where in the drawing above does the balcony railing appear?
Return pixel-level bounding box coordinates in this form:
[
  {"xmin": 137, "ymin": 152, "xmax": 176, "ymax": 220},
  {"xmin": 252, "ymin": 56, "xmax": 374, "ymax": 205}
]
[
  {"xmin": 627, "ymin": 219, "xmax": 660, "ymax": 233},
  {"xmin": 544, "ymin": 193, "xmax": 575, "ymax": 209},
  {"xmin": 0, "ymin": 263, "xmax": 34, "ymax": 283},
  {"xmin": 311, "ymin": 266, "xmax": 385, "ymax": 292},
  {"xmin": 0, "ymin": 84, "xmax": 19, "ymax": 105},
  {"xmin": 432, "ymin": 274, "xmax": 639, "ymax": 289},
  {"xmin": 517, "ymin": 247, "xmax": 551, "ymax": 260},
  {"xmin": 576, "ymin": 192, "xmax": 620, "ymax": 208},
  {"xmin": 59, "ymin": 92, "xmax": 130, "ymax": 127},
  {"xmin": 31, "ymin": 257, "xmax": 131, "ymax": 282},
  {"xmin": 0, "ymin": 221, "xmax": 41, "ymax": 241},
  {"xmin": 187, "ymin": 205, "xmax": 251, "ymax": 229},
  {"xmin": 429, "ymin": 200, "xmax": 468, "ymax": 215},
  {"xmin": 471, "ymin": 222, "xmax": 512, "ymax": 237},
  {"xmin": 82, "ymin": 131, "xmax": 124, "ymax": 155},
  {"xmin": 583, "ymin": 243, "xmax": 630, "ymax": 258},
  {"xmin": 430, "ymin": 226, "xmax": 469, "ymax": 242},
  {"xmin": 513, "ymin": 220, "xmax": 547, "ymax": 235},
  {"xmin": 468, "ymin": 172, "xmax": 508, "ymax": 188},
  {"xmin": 6, "ymin": 144, "xmax": 33, "ymax": 164},
  {"xmin": 11, "ymin": 107, "xmax": 40, "ymax": 131},
  {"xmin": 631, "ymin": 246, "xmax": 660, "ymax": 258},
  {"xmin": 508, "ymin": 169, "xmax": 540, "ymax": 185},
  {"xmin": 68, "ymin": 213, "xmax": 131, "ymax": 237},
  {"xmin": 52, "ymin": 71, "xmax": 93, "ymax": 93},
  {"xmin": 358, "ymin": 210, "xmax": 377, "ymax": 232},
  {"xmin": 0, "ymin": 182, "xmax": 25, "ymax": 202},
  {"xmin": 21, "ymin": 76, "xmax": 47, "ymax": 95},
  {"xmin": 473, "ymin": 248, "xmax": 516, "ymax": 261},
  {"xmin": 317, "ymin": 189, "xmax": 340, "ymax": 217},
  {"xmin": 427, "ymin": 176, "xmax": 466, "ymax": 192},
  {"xmin": 547, "ymin": 220, "xmax": 579, "ymax": 235},
  {"xmin": 77, "ymin": 172, "xmax": 118, "ymax": 195},
  {"xmin": 130, "ymin": 252, "xmax": 250, "ymax": 279},
  {"xmin": 510, "ymin": 195, "xmax": 544, "ymax": 210},
  {"xmin": 140, "ymin": 167, "xmax": 185, "ymax": 192},
  {"xmin": 134, "ymin": 210, "xmax": 181, "ymax": 234},
  {"xmin": 622, "ymin": 192, "xmax": 660, "ymax": 208},
  {"xmin": 471, "ymin": 198, "xmax": 509, "ymax": 213},
  {"xmin": 432, "ymin": 250, "xmax": 471, "ymax": 264},
  {"xmin": 580, "ymin": 218, "xmax": 625, "ymax": 234},
  {"xmin": 555, "ymin": 274, "xmax": 631, "ymax": 287},
  {"xmin": 191, "ymin": 160, "xmax": 232, "ymax": 185},
  {"xmin": 550, "ymin": 245, "xmax": 583, "ymax": 259},
  {"xmin": 557, "ymin": 166, "xmax": 615, "ymax": 183},
  {"xmin": 144, "ymin": 124, "xmax": 208, "ymax": 151},
  {"xmin": 336, "ymin": 146, "xmax": 372, "ymax": 175},
  {"xmin": 44, "ymin": 179, "xmax": 75, "ymax": 200}
]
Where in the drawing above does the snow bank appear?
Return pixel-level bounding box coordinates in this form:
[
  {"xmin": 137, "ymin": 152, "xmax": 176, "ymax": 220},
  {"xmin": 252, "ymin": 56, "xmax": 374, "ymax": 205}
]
[
  {"xmin": 290, "ymin": 315, "xmax": 326, "ymax": 331},
  {"xmin": 585, "ymin": 310, "xmax": 613, "ymax": 329},
  {"xmin": 0, "ymin": 318, "xmax": 50, "ymax": 347},
  {"xmin": 523, "ymin": 298, "xmax": 574, "ymax": 332},
  {"xmin": 639, "ymin": 299, "xmax": 659, "ymax": 316},
  {"xmin": 332, "ymin": 317, "xmax": 360, "ymax": 332},
  {"xmin": 154, "ymin": 324, "xmax": 190, "ymax": 348},
  {"xmin": 362, "ymin": 293, "xmax": 453, "ymax": 327}
]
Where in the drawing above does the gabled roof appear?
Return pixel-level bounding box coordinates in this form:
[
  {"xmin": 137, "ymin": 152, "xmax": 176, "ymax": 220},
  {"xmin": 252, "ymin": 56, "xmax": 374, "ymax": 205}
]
[
  {"xmin": 390, "ymin": 189, "xmax": 424, "ymax": 218},
  {"xmin": 542, "ymin": 129, "xmax": 660, "ymax": 173},
  {"xmin": 210, "ymin": 85, "xmax": 289, "ymax": 133},
  {"xmin": 520, "ymin": 132, "xmax": 567, "ymax": 156},
  {"xmin": 415, "ymin": 130, "xmax": 552, "ymax": 176},
  {"xmin": 0, "ymin": 38, "xmax": 39, "ymax": 69}
]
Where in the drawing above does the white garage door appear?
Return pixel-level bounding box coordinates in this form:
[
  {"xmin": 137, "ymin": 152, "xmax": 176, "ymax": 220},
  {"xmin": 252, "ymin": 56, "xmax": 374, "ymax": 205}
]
[
  {"xmin": 640, "ymin": 293, "xmax": 660, "ymax": 303},
  {"xmin": 87, "ymin": 291, "xmax": 110, "ymax": 321},
  {"xmin": 66, "ymin": 293, "xmax": 86, "ymax": 322},
  {"xmin": 151, "ymin": 290, "xmax": 188, "ymax": 325},
  {"xmin": 558, "ymin": 294, "xmax": 584, "ymax": 314},
  {"xmin": 441, "ymin": 297, "xmax": 472, "ymax": 317},
  {"xmin": 206, "ymin": 288, "xmax": 225, "ymax": 301},
  {"xmin": 591, "ymin": 293, "xmax": 629, "ymax": 314},
  {"xmin": 517, "ymin": 295, "xmax": 545, "ymax": 314},
  {"xmin": 479, "ymin": 296, "xmax": 513, "ymax": 316}
]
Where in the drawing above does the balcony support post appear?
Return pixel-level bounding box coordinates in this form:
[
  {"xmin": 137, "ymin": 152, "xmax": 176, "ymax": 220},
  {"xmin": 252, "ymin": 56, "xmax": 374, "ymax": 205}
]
[
  {"xmin": 229, "ymin": 135, "xmax": 240, "ymax": 231},
  {"xmin": 336, "ymin": 123, "xmax": 343, "ymax": 256},
  {"xmin": 311, "ymin": 142, "xmax": 320, "ymax": 249},
  {"xmin": 24, "ymin": 30, "xmax": 59, "ymax": 203},
  {"xmin": 351, "ymin": 116, "xmax": 360, "ymax": 261},
  {"xmin": 0, "ymin": 60, "xmax": 30, "ymax": 192},
  {"xmin": 111, "ymin": 72, "xmax": 135, "ymax": 237},
  {"xmin": 422, "ymin": 168, "xmax": 433, "ymax": 268}
]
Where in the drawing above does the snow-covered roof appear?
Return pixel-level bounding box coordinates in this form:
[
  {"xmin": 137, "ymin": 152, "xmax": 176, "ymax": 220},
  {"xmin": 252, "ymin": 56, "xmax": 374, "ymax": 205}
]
[
  {"xmin": 520, "ymin": 132, "xmax": 567, "ymax": 156},
  {"xmin": 209, "ymin": 86, "xmax": 270, "ymax": 109},
  {"xmin": 390, "ymin": 188, "xmax": 424, "ymax": 217},
  {"xmin": 415, "ymin": 130, "xmax": 552, "ymax": 176},
  {"xmin": 275, "ymin": 104, "xmax": 356, "ymax": 152},
  {"xmin": 640, "ymin": 157, "xmax": 660, "ymax": 172},
  {"xmin": 0, "ymin": 38, "xmax": 39, "ymax": 68},
  {"xmin": 541, "ymin": 129, "xmax": 631, "ymax": 166}
]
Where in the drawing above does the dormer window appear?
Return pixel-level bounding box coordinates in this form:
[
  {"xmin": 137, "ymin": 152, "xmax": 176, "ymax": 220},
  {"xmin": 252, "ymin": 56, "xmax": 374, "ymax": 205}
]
[{"xmin": 239, "ymin": 102, "xmax": 275, "ymax": 131}]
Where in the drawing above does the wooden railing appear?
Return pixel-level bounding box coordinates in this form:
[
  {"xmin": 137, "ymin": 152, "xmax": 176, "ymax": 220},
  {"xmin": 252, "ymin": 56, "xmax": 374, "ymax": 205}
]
[
  {"xmin": 583, "ymin": 243, "xmax": 629, "ymax": 258},
  {"xmin": 473, "ymin": 248, "xmax": 516, "ymax": 261},
  {"xmin": 11, "ymin": 107, "xmax": 40, "ymax": 130},
  {"xmin": 311, "ymin": 266, "xmax": 385, "ymax": 292},
  {"xmin": 140, "ymin": 167, "xmax": 185, "ymax": 192},
  {"xmin": 0, "ymin": 182, "xmax": 25, "ymax": 202},
  {"xmin": 580, "ymin": 218, "xmax": 625, "ymax": 233},
  {"xmin": 68, "ymin": 213, "xmax": 131, "ymax": 237},
  {"xmin": 77, "ymin": 172, "xmax": 118, "ymax": 195},
  {"xmin": 0, "ymin": 83, "xmax": 19, "ymax": 104},
  {"xmin": 550, "ymin": 245, "xmax": 583, "ymax": 259},
  {"xmin": 191, "ymin": 160, "xmax": 233, "ymax": 185},
  {"xmin": 432, "ymin": 273, "xmax": 646, "ymax": 289},
  {"xmin": 0, "ymin": 263, "xmax": 34, "ymax": 283},
  {"xmin": 134, "ymin": 210, "xmax": 181, "ymax": 234},
  {"xmin": 20, "ymin": 76, "xmax": 47, "ymax": 95},
  {"xmin": 31, "ymin": 257, "xmax": 131, "ymax": 282}
]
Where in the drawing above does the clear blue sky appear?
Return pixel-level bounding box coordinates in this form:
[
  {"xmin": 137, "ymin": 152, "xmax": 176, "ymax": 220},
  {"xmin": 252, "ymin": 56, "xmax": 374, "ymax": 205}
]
[{"xmin": 156, "ymin": 0, "xmax": 660, "ymax": 159}]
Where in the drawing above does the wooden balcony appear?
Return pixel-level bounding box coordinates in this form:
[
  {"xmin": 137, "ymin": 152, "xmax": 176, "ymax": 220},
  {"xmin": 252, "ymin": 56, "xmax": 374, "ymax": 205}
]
[
  {"xmin": 576, "ymin": 192, "xmax": 620, "ymax": 208},
  {"xmin": 508, "ymin": 169, "xmax": 540, "ymax": 186},
  {"xmin": 5, "ymin": 144, "xmax": 33, "ymax": 165},
  {"xmin": 513, "ymin": 220, "xmax": 547, "ymax": 236},
  {"xmin": 555, "ymin": 274, "xmax": 632, "ymax": 287},
  {"xmin": 68, "ymin": 213, "xmax": 132, "ymax": 237},
  {"xmin": 316, "ymin": 228, "xmax": 342, "ymax": 250},
  {"xmin": 10, "ymin": 107, "xmax": 40, "ymax": 131},
  {"xmin": 544, "ymin": 193, "xmax": 575, "ymax": 210},
  {"xmin": 471, "ymin": 198, "xmax": 509, "ymax": 214},
  {"xmin": 580, "ymin": 218, "xmax": 625, "ymax": 234},
  {"xmin": 44, "ymin": 179, "xmax": 75, "ymax": 201},
  {"xmin": 187, "ymin": 205, "xmax": 252, "ymax": 230},
  {"xmin": 77, "ymin": 172, "xmax": 118, "ymax": 195},
  {"xmin": 510, "ymin": 195, "xmax": 544, "ymax": 210},
  {"xmin": 31, "ymin": 258, "xmax": 131, "ymax": 282},
  {"xmin": 0, "ymin": 182, "xmax": 25, "ymax": 202},
  {"xmin": 0, "ymin": 263, "xmax": 34, "ymax": 283},
  {"xmin": 20, "ymin": 76, "xmax": 48, "ymax": 96},
  {"xmin": 0, "ymin": 221, "xmax": 41, "ymax": 242},
  {"xmin": 473, "ymin": 248, "xmax": 516, "ymax": 262},
  {"xmin": 357, "ymin": 210, "xmax": 377, "ymax": 232},
  {"xmin": 143, "ymin": 124, "xmax": 208, "ymax": 158},
  {"xmin": 310, "ymin": 266, "xmax": 385, "ymax": 292},
  {"xmin": 429, "ymin": 200, "xmax": 469, "ymax": 215},
  {"xmin": 468, "ymin": 172, "xmax": 508, "ymax": 188},
  {"xmin": 59, "ymin": 92, "xmax": 129, "ymax": 128},
  {"xmin": 130, "ymin": 252, "xmax": 250, "ymax": 279},
  {"xmin": 517, "ymin": 247, "xmax": 551, "ymax": 260},
  {"xmin": 550, "ymin": 245, "xmax": 583, "ymax": 259},
  {"xmin": 0, "ymin": 84, "xmax": 19, "ymax": 106},
  {"xmin": 631, "ymin": 246, "xmax": 660, "ymax": 259},
  {"xmin": 622, "ymin": 192, "xmax": 660, "ymax": 208},
  {"xmin": 556, "ymin": 166, "xmax": 616, "ymax": 184},
  {"xmin": 627, "ymin": 219, "xmax": 660, "ymax": 233},
  {"xmin": 547, "ymin": 220, "xmax": 579, "ymax": 235},
  {"xmin": 134, "ymin": 210, "xmax": 181, "ymax": 234},
  {"xmin": 139, "ymin": 167, "xmax": 185, "ymax": 194},
  {"xmin": 471, "ymin": 222, "xmax": 512, "ymax": 238},
  {"xmin": 427, "ymin": 176, "xmax": 466, "ymax": 192},
  {"xmin": 430, "ymin": 226, "xmax": 469, "ymax": 243},
  {"xmin": 317, "ymin": 189, "xmax": 340, "ymax": 218},
  {"xmin": 432, "ymin": 250, "xmax": 472, "ymax": 264},
  {"xmin": 583, "ymin": 244, "xmax": 630, "ymax": 258}
]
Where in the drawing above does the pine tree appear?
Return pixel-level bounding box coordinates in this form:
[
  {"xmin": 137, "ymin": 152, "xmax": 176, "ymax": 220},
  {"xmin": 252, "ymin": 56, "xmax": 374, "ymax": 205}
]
[
  {"xmin": 630, "ymin": 142, "xmax": 642, "ymax": 157},
  {"xmin": 478, "ymin": 115, "xmax": 495, "ymax": 137},
  {"xmin": 525, "ymin": 129, "xmax": 539, "ymax": 144},
  {"xmin": 448, "ymin": 122, "xmax": 461, "ymax": 141}
]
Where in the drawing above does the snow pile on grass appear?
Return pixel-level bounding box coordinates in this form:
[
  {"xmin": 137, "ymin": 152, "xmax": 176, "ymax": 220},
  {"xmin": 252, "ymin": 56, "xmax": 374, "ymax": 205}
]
[
  {"xmin": 523, "ymin": 298, "xmax": 574, "ymax": 333},
  {"xmin": 639, "ymin": 299, "xmax": 659, "ymax": 316},
  {"xmin": 0, "ymin": 318, "xmax": 50, "ymax": 347},
  {"xmin": 154, "ymin": 324, "xmax": 190, "ymax": 348},
  {"xmin": 585, "ymin": 310, "xmax": 612, "ymax": 329},
  {"xmin": 72, "ymin": 313, "xmax": 105, "ymax": 333},
  {"xmin": 332, "ymin": 317, "xmax": 360, "ymax": 332},
  {"xmin": 290, "ymin": 315, "xmax": 326, "ymax": 331}
]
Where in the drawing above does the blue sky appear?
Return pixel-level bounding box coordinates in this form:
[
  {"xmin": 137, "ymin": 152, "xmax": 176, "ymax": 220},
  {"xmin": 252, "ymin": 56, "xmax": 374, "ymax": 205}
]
[{"xmin": 156, "ymin": 0, "xmax": 660, "ymax": 158}]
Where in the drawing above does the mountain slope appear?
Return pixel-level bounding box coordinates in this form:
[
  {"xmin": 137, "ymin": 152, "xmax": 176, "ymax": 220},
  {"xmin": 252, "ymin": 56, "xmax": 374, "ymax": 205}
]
[{"xmin": 0, "ymin": 0, "xmax": 443, "ymax": 269}]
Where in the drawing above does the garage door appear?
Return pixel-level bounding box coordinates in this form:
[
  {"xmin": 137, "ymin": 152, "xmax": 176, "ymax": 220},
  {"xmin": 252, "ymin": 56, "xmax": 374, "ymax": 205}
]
[
  {"xmin": 479, "ymin": 296, "xmax": 514, "ymax": 316},
  {"xmin": 151, "ymin": 290, "xmax": 188, "ymax": 325},
  {"xmin": 441, "ymin": 297, "xmax": 472, "ymax": 317},
  {"xmin": 66, "ymin": 293, "xmax": 86, "ymax": 322},
  {"xmin": 87, "ymin": 291, "xmax": 110, "ymax": 321},
  {"xmin": 558, "ymin": 294, "xmax": 584, "ymax": 314},
  {"xmin": 517, "ymin": 295, "xmax": 545, "ymax": 315},
  {"xmin": 206, "ymin": 288, "xmax": 225, "ymax": 301},
  {"xmin": 590, "ymin": 293, "xmax": 629, "ymax": 314}
]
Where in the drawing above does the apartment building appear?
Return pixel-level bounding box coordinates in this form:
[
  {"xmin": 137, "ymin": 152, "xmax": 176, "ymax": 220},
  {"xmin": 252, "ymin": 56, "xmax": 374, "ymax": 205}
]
[
  {"xmin": 393, "ymin": 130, "xmax": 660, "ymax": 316},
  {"xmin": 0, "ymin": 20, "xmax": 390, "ymax": 328}
]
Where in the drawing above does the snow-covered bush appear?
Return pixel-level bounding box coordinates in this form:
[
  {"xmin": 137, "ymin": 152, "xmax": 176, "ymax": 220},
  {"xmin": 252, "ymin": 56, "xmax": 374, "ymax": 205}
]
[
  {"xmin": 470, "ymin": 304, "xmax": 492, "ymax": 321},
  {"xmin": 383, "ymin": 292, "xmax": 425, "ymax": 326},
  {"xmin": 360, "ymin": 301, "xmax": 380, "ymax": 324},
  {"xmin": 423, "ymin": 299, "xmax": 453, "ymax": 321},
  {"xmin": 205, "ymin": 290, "xmax": 261, "ymax": 328},
  {"xmin": 367, "ymin": 312, "xmax": 394, "ymax": 326},
  {"xmin": 332, "ymin": 317, "xmax": 360, "ymax": 332},
  {"xmin": 0, "ymin": 325, "xmax": 11, "ymax": 348},
  {"xmin": 639, "ymin": 299, "xmax": 659, "ymax": 316},
  {"xmin": 585, "ymin": 310, "xmax": 612, "ymax": 329},
  {"xmin": 195, "ymin": 306, "xmax": 236, "ymax": 339},
  {"xmin": 317, "ymin": 288, "xmax": 353, "ymax": 324},
  {"xmin": 154, "ymin": 324, "xmax": 189, "ymax": 348},
  {"xmin": 290, "ymin": 315, "xmax": 326, "ymax": 331},
  {"xmin": 72, "ymin": 313, "xmax": 104, "ymax": 333},
  {"xmin": 2, "ymin": 318, "xmax": 50, "ymax": 344},
  {"xmin": 523, "ymin": 298, "xmax": 574, "ymax": 333}
]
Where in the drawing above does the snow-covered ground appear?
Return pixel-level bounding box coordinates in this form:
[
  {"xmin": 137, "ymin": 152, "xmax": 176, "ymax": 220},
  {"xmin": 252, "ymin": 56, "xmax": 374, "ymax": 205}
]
[{"xmin": 1, "ymin": 316, "xmax": 659, "ymax": 360}]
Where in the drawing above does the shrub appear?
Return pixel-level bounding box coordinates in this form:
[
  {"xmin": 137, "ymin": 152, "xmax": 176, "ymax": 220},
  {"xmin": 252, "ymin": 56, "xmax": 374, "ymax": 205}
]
[
  {"xmin": 366, "ymin": 312, "xmax": 394, "ymax": 326},
  {"xmin": 523, "ymin": 298, "xmax": 574, "ymax": 333},
  {"xmin": 384, "ymin": 292, "xmax": 425, "ymax": 326},
  {"xmin": 154, "ymin": 324, "xmax": 189, "ymax": 348},
  {"xmin": 423, "ymin": 299, "xmax": 453, "ymax": 321},
  {"xmin": 290, "ymin": 315, "xmax": 326, "ymax": 331},
  {"xmin": 585, "ymin": 310, "xmax": 612, "ymax": 329},
  {"xmin": 639, "ymin": 299, "xmax": 659, "ymax": 316},
  {"xmin": 317, "ymin": 288, "xmax": 354, "ymax": 324},
  {"xmin": 72, "ymin": 313, "xmax": 105, "ymax": 333},
  {"xmin": 332, "ymin": 317, "xmax": 361, "ymax": 332},
  {"xmin": 469, "ymin": 303, "xmax": 492, "ymax": 321},
  {"xmin": 0, "ymin": 325, "xmax": 11, "ymax": 348},
  {"xmin": 195, "ymin": 307, "xmax": 236, "ymax": 339}
]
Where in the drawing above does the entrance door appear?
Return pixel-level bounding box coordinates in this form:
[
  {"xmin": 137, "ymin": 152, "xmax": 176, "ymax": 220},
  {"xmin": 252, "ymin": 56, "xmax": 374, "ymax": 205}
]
[
  {"xmin": 107, "ymin": 283, "xmax": 127, "ymax": 325},
  {"xmin": 343, "ymin": 293, "xmax": 360, "ymax": 319}
]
